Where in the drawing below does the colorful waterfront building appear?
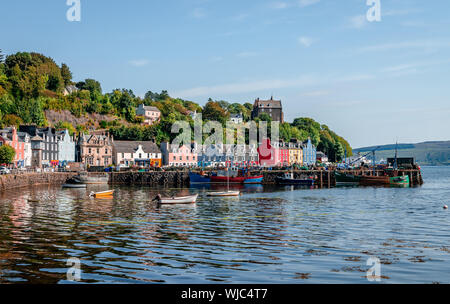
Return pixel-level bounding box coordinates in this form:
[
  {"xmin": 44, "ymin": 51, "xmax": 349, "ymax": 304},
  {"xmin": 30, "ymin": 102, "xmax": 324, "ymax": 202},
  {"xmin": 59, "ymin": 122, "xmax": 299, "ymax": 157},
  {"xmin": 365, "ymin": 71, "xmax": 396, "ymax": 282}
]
[
  {"xmin": 275, "ymin": 141, "xmax": 289, "ymax": 167},
  {"xmin": 17, "ymin": 132, "xmax": 32, "ymax": 167},
  {"xmin": 76, "ymin": 132, "xmax": 113, "ymax": 166},
  {"xmin": 288, "ymin": 140, "xmax": 303, "ymax": 165},
  {"xmin": 135, "ymin": 104, "xmax": 161, "ymax": 126},
  {"xmin": 57, "ymin": 129, "xmax": 76, "ymax": 165},
  {"xmin": 0, "ymin": 127, "xmax": 25, "ymax": 167},
  {"xmin": 113, "ymin": 141, "xmax": 162, "ymax": 168},
  {"xmin": 302, "ymin": 138, "xmax": 317, "ymax": 166},
  {"xmin": 160, "ymin": 142, "xmax": 198, "ymax": 167},
  {"xmin": 19, "ymin": 126, "xmax": 59, "ymax": 167},
  {"xmin": 258, "ymin": 138, "xmax": 278, "ymax": 167}
]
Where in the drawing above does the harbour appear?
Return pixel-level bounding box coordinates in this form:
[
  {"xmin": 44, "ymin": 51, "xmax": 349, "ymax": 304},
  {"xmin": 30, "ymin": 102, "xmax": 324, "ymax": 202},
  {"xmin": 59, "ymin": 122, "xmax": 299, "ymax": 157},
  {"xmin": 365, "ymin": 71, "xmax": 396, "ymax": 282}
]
[{"xmin": 0, "ymin": 166, "xmax": 447, "ymax": 284}]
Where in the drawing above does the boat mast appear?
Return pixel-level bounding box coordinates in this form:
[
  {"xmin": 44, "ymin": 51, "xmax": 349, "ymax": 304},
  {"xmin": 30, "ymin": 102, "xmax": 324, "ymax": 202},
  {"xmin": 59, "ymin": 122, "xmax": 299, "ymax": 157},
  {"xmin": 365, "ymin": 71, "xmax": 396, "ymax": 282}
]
[{"xmin": 394, "ymin": 141, "xmax": 398, "ymax": 170}]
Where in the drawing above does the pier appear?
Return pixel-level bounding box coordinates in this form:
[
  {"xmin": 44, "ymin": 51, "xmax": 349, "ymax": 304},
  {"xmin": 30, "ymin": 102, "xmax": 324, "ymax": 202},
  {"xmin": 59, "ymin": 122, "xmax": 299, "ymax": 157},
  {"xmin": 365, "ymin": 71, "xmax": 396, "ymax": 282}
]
[{"xmin": 0, "ymin": 168, "xmax": 424, "ymax": 192}]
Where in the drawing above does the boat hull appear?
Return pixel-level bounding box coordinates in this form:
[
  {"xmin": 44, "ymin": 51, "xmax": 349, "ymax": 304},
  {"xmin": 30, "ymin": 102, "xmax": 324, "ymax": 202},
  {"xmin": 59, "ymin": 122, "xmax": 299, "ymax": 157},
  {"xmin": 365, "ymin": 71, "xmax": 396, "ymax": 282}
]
[
  {"xmin": 335, "ymin": 172, "xmax": 361, "ymax": 186},
  {"xmin": 207, "ymin": 191, "xmax": 240, "ymax": 197},
  {"xmin": 189, "ymin": 172, "xmax": 211, "ymax": 183},
  {"xmin": 158, "ymin": 194, "xmax": 199, "ymax": 204},
  {"xmin": 210, "ymin": 176, "xmax": 246, "ymax": 184},
  {"xmin": 92, "ymin": 190, "xmax": 115, "ymax": 198},
  {"xmin": 62, "ymin": 184, "xmax": 87, "ymax": 189},
  {"xmin": 390, "ymin": 175, "xmax": 410, "ymax": 187},
  {"xmin": 275, "ymin": 177, "xmax": 315, "ymax": 186},
  {"xmin": 360, "ymin": 176, "xmax": 390, "ymax": 186},
  {"xmin": 244, "ymin": 175, "xmax": 264, "ymax": 184}
]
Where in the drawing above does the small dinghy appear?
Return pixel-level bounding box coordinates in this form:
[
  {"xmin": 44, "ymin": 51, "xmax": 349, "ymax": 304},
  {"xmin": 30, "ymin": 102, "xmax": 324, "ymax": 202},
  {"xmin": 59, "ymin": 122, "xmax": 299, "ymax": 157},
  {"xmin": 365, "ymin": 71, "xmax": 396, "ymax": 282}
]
[
  {"xmin": 63, "ymin": 183, "xmax": 87, "ymax": 189},
  {"xmin": 207, "ymin": 191, "xmax": 240, "ymax": 197},
  {"xmin": 153, "ymin": 194, "xmax": 198, "ymax": 205},
  {"xmin": 90, "ymin": 190, "xmax": 114, "ymax": 198}
]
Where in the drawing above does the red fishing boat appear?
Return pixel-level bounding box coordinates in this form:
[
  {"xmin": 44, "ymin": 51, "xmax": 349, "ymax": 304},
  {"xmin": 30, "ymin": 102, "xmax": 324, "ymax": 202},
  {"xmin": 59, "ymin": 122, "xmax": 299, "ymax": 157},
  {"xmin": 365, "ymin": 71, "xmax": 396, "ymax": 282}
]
[{"xmin": 210, "ymin": 175, "xmax": 246, "ymax": 184}]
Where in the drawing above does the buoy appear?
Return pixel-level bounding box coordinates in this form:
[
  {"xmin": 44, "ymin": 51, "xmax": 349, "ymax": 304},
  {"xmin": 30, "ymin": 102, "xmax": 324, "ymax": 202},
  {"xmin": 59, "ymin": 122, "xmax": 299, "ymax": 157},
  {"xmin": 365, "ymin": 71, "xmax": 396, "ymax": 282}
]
[{"xmin": 444, "ymin": 205, "xmax": 448, "ymax": 210}]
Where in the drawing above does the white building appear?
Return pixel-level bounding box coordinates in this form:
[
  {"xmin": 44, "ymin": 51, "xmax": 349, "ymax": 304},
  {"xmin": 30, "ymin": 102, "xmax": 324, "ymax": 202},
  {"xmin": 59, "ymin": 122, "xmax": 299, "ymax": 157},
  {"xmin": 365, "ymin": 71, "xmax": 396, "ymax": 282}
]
[
  {"xmin": 18, "ymin": 132, "xmax": 32, "ymax": 167},
  {"xmin": 230, "ymin": 113, "xmax": 243, "ymax": 124},
  {"xmin": 135, "ymin": 104, "xmax": 161, "ymax": 125},
  {"xmin": 113, "ymin": 141, "xmax": 162, "ymax": 167}
]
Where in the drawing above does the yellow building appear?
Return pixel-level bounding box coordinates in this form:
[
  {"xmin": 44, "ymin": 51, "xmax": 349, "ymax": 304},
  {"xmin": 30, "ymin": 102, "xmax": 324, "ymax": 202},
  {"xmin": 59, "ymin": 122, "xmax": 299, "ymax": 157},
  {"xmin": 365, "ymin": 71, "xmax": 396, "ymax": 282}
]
[{"xmin": 288, "ymin": 141, "xmax": 303, "ymax": 165}]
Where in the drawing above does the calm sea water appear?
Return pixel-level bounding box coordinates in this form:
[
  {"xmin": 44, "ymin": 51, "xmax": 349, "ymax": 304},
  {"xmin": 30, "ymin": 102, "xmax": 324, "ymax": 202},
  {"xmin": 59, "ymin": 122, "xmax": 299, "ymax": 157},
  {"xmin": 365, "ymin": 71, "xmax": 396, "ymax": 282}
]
[{"xmin": 0, "ymin": 166, "xmax": 449, "ymax": 284}]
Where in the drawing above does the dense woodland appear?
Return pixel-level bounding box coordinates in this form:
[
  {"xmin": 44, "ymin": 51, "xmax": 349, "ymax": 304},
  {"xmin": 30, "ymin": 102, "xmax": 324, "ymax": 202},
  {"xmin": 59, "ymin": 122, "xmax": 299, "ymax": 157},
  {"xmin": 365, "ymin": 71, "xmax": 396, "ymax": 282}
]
[{"xmin": 0, "ymin": 50, "xmax": 353, "ymax": 161}]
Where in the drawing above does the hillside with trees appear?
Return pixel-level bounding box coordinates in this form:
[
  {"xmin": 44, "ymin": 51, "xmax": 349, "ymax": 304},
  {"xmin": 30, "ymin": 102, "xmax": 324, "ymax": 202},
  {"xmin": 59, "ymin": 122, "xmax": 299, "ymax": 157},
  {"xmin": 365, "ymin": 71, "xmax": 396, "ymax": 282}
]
[{"xmin": 0, "ymin": 50, "xmax": 352, "ymax": 161}]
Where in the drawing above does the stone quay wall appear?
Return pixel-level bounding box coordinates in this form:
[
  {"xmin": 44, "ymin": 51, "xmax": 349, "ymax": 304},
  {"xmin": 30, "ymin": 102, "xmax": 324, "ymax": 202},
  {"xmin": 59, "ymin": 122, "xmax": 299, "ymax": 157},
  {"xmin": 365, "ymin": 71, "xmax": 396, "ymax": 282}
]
[{"xmin": 0, "ymin": 172, "xmax": 77, "ymax": 192}]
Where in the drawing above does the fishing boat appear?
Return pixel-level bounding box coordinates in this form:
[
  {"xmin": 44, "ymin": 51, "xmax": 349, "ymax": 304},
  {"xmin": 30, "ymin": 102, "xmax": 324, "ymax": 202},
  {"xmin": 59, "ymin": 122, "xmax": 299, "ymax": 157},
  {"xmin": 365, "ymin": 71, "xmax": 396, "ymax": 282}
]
[
  {"xmin": 90, "ymin": 190, "xmax": 115, "ymax": 198},
  {"xmin": 243, "ymin": 175, "xmax": 264, "ymax": 184},
  {"xmin": 210, "ymin": 175, "xmax": 246, "ymax": 184},
  {"xmin": 189, "ymin": 172, "xmax": 211, "ymax": 183},
  {"xmin": 153, "ymin": 194, "xmax": 198, "ymax": 205},
  {"xmin": 276, "ymin": 172, "xmax": 315, "ymax": 186},
  {"xmin": 359, "ymin": 175, "xmax": 390, "ymax": 186},
  {"xmin": 73, "ymin": 173, "xmax": 109, "ymax": 184},
  {"xmin": 335, "ymin": 171, "xmax": 361, "ymax": 186},
  {"xmin": 390, "ymin": 175, "xmax": 410, "ymax": 187},
  {"xmin": 207, "ymin": 191, "xmax": 240, "ymax": 197}
]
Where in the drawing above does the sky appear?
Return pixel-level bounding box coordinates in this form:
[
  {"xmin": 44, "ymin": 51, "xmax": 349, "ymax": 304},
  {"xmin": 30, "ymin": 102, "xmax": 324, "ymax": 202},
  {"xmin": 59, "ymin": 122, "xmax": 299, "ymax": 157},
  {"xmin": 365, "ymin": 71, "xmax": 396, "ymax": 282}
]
[{"xmin": 1, "ymin": 0, "xmax": 450, "ymax": 148}]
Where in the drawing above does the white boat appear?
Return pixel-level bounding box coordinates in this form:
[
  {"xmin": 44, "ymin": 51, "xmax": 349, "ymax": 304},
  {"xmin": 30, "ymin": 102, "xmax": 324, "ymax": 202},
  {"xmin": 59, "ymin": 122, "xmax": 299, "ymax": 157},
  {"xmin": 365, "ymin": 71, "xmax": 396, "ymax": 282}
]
[
  {"xmin": 154, "ymin": 194, "xmax": 199, "ymax": 205},
  {"xmin": 207, "ymin": 191, "xmax": 240, "ymax": 197}
]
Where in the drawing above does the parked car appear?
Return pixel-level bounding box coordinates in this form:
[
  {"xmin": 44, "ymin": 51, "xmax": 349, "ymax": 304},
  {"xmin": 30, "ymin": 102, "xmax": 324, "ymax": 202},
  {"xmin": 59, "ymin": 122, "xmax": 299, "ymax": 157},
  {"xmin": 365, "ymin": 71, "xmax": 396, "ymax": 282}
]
[{"xmin": 0, "ymin": 167, "xmax": 11, "ymax": 175}]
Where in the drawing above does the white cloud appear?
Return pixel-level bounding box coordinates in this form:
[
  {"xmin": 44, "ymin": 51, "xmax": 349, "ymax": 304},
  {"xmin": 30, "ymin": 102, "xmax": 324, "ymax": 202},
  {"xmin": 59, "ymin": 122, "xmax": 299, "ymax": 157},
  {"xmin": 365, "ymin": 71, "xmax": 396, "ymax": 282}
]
[
  {"xmin": 357, "ymin": 39, "xmax": 450, "ymax": 53},
  {"xmin": 270, "ymin": 2, "xmax": 289, "ymax": 9},
  {"xmin": 129, "ymin": 59, "xmax": 150, "ymax": 67},
  {"xmin": 173, "ymin": 73, "xmax": 374, "ymax": 98},
  {"xmin": 298, "ymin": 0, "xmax": 320, "ymax": 7},
  {"xmin": 298, "ymin": 36, "xmax": 314, "ymax": 47}
]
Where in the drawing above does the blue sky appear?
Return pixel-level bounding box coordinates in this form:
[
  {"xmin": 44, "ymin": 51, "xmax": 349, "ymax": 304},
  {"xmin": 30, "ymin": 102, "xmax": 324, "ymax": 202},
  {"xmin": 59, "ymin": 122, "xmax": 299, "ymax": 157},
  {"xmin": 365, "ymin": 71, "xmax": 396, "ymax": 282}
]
[{"xmin": 1, "ymin": 0, "xmax": 450, "ymax": 148}]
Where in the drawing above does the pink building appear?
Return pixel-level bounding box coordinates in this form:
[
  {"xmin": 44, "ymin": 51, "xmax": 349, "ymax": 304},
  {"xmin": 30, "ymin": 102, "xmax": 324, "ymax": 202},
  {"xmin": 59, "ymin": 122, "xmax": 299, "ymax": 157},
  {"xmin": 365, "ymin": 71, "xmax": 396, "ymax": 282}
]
[
  {"xmin": 0, "ymin": 127, "xmax": 25, "ymax": 167},
  {"xmin": 160, "ymin": 142, "xmax": 198, "ymax": 167}
]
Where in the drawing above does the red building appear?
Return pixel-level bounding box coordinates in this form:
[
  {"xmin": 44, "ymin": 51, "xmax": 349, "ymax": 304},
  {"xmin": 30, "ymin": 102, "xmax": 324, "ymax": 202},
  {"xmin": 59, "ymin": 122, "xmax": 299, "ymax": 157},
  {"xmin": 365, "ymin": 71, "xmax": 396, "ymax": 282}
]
[{"xmin": 0, "ymin": 127, "xmax": 25, "ymax": 167}]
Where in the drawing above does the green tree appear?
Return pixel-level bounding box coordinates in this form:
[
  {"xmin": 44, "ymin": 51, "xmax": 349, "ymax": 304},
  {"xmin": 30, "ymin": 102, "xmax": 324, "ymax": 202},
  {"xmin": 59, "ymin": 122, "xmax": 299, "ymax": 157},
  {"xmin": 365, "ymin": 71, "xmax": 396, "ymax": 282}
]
[
  {"xmin": 203, "ymin": 101, "xmax": 229, "ymax": 125},
  {"xmin": 0, "ymin": 144, "xmax": 16, "ymax": 164},
  {"xmin": 61, "ymin": 63, "xmax": 72, "ymax": 86},
  {"xmin": 54, "ymin": 121, "xmax": 76, "ymax": 136}
]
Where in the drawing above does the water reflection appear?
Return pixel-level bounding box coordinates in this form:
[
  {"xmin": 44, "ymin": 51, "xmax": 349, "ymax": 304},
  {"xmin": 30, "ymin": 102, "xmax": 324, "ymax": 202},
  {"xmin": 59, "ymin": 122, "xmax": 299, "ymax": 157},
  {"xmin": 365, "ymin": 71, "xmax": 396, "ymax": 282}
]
[{"xmin": 0, "ymin": 167, "xmax": 449, "ymax": 283}]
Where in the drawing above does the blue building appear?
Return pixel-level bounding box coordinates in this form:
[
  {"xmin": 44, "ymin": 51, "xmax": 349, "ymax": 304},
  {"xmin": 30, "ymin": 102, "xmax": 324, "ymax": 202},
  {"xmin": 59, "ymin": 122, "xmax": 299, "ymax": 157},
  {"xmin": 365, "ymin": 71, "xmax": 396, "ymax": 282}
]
[
  {"xmin": 57, "ymin": 129, "xmax": 75, "ymax": 165},
  {"xmin": 302, "ymin": 138, "xmax": 317, "ymax": 165}
]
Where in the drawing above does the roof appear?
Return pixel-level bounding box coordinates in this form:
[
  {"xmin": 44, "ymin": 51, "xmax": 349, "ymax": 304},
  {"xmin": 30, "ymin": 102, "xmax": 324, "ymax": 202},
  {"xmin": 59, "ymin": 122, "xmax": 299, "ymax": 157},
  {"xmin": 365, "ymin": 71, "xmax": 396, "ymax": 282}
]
[
  {"xmin": 230, "ymin": 113, "xmax": 243, "ymax": 119},
  {"xmin": 138, "ymin": 104, "xmax": 161, "ymax": 112},
  {"xmin": 113, "ymin": 141, "xmax": 161, "ymax": 153},
  {"xmin": 253, "ymin": 97, "xmax": 282, "ymax": 108}
]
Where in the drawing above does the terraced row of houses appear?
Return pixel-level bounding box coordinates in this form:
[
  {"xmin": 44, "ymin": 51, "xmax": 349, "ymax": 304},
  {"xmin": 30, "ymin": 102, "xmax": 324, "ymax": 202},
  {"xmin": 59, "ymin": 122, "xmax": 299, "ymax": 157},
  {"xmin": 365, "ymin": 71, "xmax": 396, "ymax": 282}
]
[
  {"xmin": 0, "ymin": 98, "xmax": 324, "ymax": 169},
  {"xmin": 1, "ymin": 126, "xmax": 319, "ymax": 169}
]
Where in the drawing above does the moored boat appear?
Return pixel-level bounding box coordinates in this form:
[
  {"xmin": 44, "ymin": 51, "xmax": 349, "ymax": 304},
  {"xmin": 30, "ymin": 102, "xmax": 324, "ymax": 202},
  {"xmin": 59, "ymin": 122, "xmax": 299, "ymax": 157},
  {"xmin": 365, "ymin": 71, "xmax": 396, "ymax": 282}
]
[
  {"xmin": 189, "ymin": 172, "xmax": 211, "ymax": 183},
  {"xmin": 243, "ymin": 175, "xmax": 264, "ymax": 184},
  {"xmin": 210, "ymin": 175, "xmax": 246, "ymax": 184},
  {"xmin": 335, "ymin": 171, "xmax": 361, "ymax": 186},
  {"xmin": 359, "ymin": 175, "xmax": 390, "ymax": 186},
  {"xmin": 207, "ymin": 191, "xmax": 240, "ymax": 197},
  {"xmin": 62, "ymin": 183, "xmax": 87, "ymax": 189},
  {"xmin": 275, "ymin": 172, "xmax": 315, "ymax": 186},
  {"xmin": 390, "ymin": 175, "xmax": 410, "ymax": 187},
  {"xmin": 90, "ymin": 190, "xmax": 115, "ymax": 198},
  {"xmin": 154, "ymin": 194, "xmax": 199, "ymax": 205}
]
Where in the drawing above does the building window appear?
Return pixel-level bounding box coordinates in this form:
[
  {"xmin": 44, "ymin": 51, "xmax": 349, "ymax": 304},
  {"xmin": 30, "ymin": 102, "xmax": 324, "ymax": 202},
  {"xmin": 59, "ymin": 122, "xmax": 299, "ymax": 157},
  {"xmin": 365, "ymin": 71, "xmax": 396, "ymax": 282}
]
[{"xmin": 88, "ymin": 148, "xmax": 91, "ymax": 154}]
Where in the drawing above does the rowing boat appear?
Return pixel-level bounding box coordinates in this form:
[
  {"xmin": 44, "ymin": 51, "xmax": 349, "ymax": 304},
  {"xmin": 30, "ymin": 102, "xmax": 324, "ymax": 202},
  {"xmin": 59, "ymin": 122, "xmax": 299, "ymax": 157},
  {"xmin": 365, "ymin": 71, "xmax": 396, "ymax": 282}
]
[
  {"xmin": 90, "ymin": 190, "xmax": 114, "ymax": 198},
  {"xmin": 207, "ymin": 191, "xmax": 240, "ymax": 197},
  {"xmin": 154, "ymin": 194, "xmax": 199, "ymax": 205}
]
